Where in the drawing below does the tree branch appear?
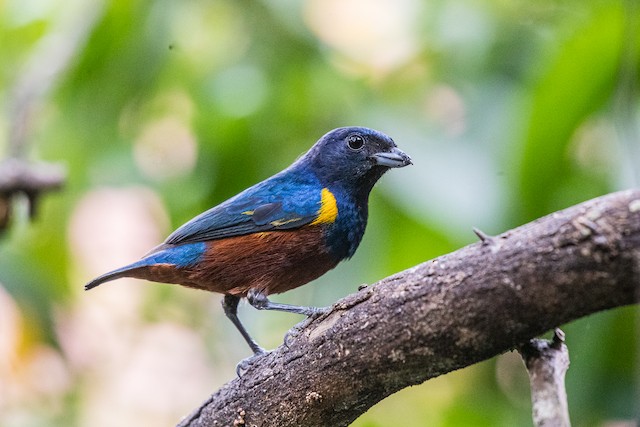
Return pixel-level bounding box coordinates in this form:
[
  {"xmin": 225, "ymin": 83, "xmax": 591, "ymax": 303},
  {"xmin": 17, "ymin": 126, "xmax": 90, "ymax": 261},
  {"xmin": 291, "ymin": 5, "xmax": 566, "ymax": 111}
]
[
  {"xmin": 0, "ymin": 159, "xmax": 66, "ymax": 224},
  {"xmin": 178, "ymin": 189, "xmax": 640, "ymax": 427},
  {"xmin": 1, "ymin": 0, "xmax": 104, "ymax": 232},
  {"xmin": 519, "ymin": 328, "xmax": 571, "ymax": 427}
]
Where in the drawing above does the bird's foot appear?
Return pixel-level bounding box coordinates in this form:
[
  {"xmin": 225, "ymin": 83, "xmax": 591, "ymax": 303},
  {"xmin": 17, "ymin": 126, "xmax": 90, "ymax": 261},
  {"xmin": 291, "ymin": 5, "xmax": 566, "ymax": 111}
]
[
  {"xmin": 246, "ymin": 289, "xmax": 329, "ymax": 317},
  {"xmin": 235, "ymin": 348, "xmax": 270, "ymax": 377},
  {"xmin": 283, "ymin": 305, "xmax": 330, "ymax": 347},
  {"xmin": 283, "ymin": 327, "xmax": 301, "ymax": 348},
  {"xmin": 306, "ymin": 305, "xmax": 330, "ymax": 318}
]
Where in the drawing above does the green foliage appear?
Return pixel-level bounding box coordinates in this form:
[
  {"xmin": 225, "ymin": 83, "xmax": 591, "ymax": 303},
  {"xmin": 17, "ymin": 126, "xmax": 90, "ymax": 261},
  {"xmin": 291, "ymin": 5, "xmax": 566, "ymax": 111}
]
[{"xmin": 517, "ymin": 3, "xmax": 626, "ymax": 221}]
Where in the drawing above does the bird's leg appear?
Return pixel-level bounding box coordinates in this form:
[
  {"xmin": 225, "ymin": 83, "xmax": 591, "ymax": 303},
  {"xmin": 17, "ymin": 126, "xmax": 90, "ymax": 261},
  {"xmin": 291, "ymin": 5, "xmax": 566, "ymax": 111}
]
[
  {"xmin": 246, "ymin": 288, "xmax": 328, "ymax": 317},
  {"xmin": 246, "ymin": 289, "xmax": 329, "ymax": 350},
  {"xmin": 221, "ymin": 294, "xmax": 267, "ymax": 356}
]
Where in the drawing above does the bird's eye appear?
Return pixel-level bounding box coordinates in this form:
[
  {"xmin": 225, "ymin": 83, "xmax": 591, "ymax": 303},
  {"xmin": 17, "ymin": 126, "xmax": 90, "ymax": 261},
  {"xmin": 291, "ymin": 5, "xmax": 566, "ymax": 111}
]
[{"xmin": 347, "ymin": 134, "xmax": 365, "ymax": 151}]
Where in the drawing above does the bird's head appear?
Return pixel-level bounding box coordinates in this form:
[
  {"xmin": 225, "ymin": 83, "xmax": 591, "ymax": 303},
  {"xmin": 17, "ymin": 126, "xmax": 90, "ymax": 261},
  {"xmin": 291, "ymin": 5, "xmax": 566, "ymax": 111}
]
[{"xmin": 301, "ymin": 127, "xmax": 412, "ymax": 196}]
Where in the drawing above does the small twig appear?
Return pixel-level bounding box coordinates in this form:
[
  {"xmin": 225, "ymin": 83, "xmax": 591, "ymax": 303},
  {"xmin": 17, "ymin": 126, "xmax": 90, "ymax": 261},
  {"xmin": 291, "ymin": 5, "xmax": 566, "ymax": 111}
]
[
  {"xmin": 518, "ymin": 328, "xmax": 571, "ymax": 427},
  {"xmin": 0, "ymin": 159, "xmax": 66, "ymax": 195},
  {"xmin": 472, "ymin": 226, "xmax": 496, "ymax": 245},
  {"xmin": 0, "ymin": 159, "xmax": 66, "ymax": 230}
]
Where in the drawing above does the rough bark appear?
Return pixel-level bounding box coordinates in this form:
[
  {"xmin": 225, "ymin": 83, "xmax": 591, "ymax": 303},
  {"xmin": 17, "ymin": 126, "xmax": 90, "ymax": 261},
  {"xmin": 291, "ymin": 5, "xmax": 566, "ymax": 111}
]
[{"xmin": 178, "ymin": 189, "xmax": 640, "ymax": 427}]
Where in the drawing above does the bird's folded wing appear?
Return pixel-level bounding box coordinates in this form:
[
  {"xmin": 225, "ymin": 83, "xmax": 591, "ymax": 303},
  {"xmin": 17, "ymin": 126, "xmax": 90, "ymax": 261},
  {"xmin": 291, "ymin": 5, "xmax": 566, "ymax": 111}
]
[{"xmin": 164, "ymin": 183, "xmax": 323, "ymax": 245}]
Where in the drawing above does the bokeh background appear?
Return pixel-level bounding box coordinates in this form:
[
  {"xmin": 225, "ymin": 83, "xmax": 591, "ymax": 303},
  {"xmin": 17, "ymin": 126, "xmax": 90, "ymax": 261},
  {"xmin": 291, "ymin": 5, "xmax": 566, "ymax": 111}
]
[{"xmin": 0, "ymin": 0, "xmax": 638, "ymax": 426}]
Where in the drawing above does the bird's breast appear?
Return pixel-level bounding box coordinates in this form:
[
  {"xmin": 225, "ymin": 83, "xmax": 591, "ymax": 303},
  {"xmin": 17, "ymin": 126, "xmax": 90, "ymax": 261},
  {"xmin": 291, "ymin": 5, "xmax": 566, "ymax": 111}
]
[{"xmin": 321, "ymin": 197, "xmax": 367, "ymax": 261}]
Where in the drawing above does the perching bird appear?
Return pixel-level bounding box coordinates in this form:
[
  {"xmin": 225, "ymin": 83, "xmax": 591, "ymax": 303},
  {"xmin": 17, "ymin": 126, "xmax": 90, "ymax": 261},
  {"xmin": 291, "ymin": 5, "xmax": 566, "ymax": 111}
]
[{"xmin": 85, "ymin": 126, "xmax": 411, "ymax": 359}]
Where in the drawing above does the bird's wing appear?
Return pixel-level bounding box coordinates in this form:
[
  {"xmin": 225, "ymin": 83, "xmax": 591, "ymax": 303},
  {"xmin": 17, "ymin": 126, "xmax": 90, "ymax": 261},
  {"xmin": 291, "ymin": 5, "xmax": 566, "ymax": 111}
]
[{"xmin": 164, "ymin": 178, "xmax": 325, "ymax": 245}]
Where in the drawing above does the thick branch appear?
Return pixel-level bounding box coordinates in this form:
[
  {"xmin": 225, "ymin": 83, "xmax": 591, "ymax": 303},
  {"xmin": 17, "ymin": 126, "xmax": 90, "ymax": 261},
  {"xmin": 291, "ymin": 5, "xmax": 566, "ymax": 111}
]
[{"xmin": 179, "ymin": 189, "xmax": 640, "ymax": 427}]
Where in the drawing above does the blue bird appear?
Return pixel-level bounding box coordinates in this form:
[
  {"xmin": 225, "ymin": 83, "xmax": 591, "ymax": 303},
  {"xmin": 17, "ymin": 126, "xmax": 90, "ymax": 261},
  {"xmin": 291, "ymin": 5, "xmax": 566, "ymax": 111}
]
[{"xmin": 85, "ymin": 127, "xmax": 411, "ymax": 360}]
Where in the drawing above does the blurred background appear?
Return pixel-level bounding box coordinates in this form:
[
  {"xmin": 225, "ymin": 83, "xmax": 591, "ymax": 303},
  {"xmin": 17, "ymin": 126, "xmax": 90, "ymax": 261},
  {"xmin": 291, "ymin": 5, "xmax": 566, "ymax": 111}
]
[{"xmin": 0, "ymin": 0, "xmax": 638, "ymax": 425}]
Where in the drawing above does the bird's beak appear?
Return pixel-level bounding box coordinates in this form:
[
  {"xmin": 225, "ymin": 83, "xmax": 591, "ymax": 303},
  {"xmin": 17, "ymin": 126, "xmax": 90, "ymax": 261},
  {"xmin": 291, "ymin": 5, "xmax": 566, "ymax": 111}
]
[{"xmin": 369, "ymin": 147, "xmax": 412, "ymax": 168}]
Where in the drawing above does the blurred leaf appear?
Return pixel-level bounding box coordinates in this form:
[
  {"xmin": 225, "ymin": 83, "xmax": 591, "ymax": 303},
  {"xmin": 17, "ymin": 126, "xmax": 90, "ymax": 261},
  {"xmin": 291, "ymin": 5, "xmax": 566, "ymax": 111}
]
[{"xmin": 517, "ymin": 4, "xmax": 625, "ymax": 221}]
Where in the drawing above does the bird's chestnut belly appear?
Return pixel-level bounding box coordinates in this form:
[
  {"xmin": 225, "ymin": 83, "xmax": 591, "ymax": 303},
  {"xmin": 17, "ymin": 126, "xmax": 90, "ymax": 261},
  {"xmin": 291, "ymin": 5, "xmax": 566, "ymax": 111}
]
[{"xmin": 172, "ymin": 227, "xmax": 338, "ymax": 296}]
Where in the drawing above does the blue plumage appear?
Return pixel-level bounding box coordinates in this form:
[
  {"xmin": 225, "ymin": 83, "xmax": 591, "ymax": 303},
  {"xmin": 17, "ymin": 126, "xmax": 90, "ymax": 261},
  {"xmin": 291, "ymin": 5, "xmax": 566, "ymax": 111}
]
[
  {"xmin": 85, "ymin": 126, "xmax": 411, "ymax": 359},
  {"xmin": 164, "ymin": 172, "xmax": 325, "ymax": 244},
  {"xmin": 145, "ymin": 242, "xmax": 207, "ymax": 267}
]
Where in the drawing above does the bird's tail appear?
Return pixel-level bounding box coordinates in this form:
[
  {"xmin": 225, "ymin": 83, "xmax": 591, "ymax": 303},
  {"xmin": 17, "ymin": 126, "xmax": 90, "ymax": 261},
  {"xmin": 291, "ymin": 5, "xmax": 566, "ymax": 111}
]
[
  {"xmin": 84, "ymin": 260, "xmax": 150, "ymax": 291},
  {"xmin": 84, "ymin": 242, "xmax": 204, "ymax": 291}
]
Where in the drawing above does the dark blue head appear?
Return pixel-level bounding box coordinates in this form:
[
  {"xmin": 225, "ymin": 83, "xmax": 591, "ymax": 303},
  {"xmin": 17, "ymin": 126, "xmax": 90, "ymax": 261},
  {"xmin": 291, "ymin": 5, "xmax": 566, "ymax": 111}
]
[{"xmin": 297, "ymin": 127, "xmax": 412, "ymax": 200}]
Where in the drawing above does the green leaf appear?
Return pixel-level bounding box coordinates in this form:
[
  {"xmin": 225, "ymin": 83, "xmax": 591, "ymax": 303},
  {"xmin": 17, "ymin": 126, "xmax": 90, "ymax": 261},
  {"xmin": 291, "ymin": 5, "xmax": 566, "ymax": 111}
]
[{"xmin": 517, "ymin": 4, "xmax": 625, "ymax": 221}]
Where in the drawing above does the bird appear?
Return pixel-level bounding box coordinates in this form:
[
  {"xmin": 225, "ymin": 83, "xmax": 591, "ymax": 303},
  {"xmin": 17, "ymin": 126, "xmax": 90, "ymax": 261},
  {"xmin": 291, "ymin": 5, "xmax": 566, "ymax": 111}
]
[{"xmin": 85, "ymin": 126, "xmax": 411, "ymax": 362}]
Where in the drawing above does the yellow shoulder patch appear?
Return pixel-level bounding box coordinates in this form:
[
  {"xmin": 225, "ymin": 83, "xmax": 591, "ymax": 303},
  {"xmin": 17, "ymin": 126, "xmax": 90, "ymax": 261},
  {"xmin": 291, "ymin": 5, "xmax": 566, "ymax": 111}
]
[{"xmin": 310, "ymin": 188, "xmax": 338, "ymax": 225}]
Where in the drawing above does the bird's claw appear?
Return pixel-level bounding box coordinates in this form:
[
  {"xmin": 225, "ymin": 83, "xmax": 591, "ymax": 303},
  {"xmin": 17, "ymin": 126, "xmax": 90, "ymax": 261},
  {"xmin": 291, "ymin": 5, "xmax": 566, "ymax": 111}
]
[
  {"xmin": 284, "ymin": 327, "xmax": 301, "ymax": 348},
  {"xmin": 235, "ymin": 348, "xmax": 270, "ymax": 377},
  {"xmin": 284, "ymin": 306, "xmax": 329, "ymax": 348},
  {"xmin": 307, "ymin": 305, "xmax": 330, "ymax": 318}
]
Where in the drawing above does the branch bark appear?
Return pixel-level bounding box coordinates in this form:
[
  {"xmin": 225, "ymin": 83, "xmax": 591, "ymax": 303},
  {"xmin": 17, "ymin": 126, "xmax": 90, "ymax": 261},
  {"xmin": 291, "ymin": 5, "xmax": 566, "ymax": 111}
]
[
  {"xmin": 519, "ymin": 328, "xmax": 571, "ymax": 427},
  {"xmin": 178, "ymin": 189, "xmax": 640, "ymax": 427},
  {"xmin": 0, "ymin": 159, "xmax": 66, "ymax": 227}
]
